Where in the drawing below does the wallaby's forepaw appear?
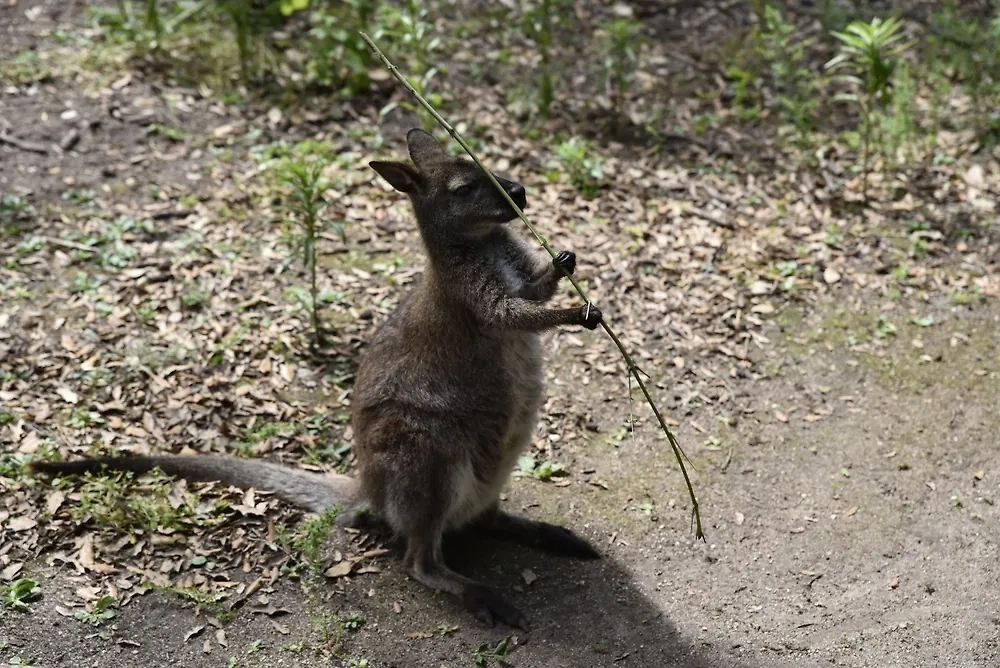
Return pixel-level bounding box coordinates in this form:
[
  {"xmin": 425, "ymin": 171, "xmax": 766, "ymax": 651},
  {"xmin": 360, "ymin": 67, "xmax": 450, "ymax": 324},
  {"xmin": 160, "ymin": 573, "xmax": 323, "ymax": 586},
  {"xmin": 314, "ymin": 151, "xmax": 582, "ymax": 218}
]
[
  {"xmin": 534, "ymin": 523, "xmax": 601, "ymax": 559},
  {"xmin": 579, "ymin": 303, "xmax": 603, "ymax": 330},
  {"xmin": 463, "ymin": 584, "xmax": 529, "ymax": 632},
  {"xmin": 553, "ymin": 250, "xmax": 576, "ymax": 276}
]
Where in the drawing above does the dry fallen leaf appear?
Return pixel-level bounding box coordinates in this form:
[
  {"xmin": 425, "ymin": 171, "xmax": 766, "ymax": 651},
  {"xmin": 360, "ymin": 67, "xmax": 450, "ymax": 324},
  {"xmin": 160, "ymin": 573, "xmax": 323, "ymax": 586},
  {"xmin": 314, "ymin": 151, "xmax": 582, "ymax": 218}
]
[
  {"xmin": 55, "ymin": 387, "xmax": 79, "ymax": 404},
  {"xmin": 251, "ymin": 604, "xmax": 292, "ymax": 617},
  {"xmin": 324, "ymin": 561, "xmax": 354, "ymax": 578},
  {"xmin": 775, "ymin": 410, "xmax": 789, "ymax": 423},
  {"xmin": 46, "ymin": 490, "xmax": 65, "ymax": 515},
  {"xmin": 7, "ymin": 516, "xmax": 37, "ymax": 531},
  {"xmin": 522, "ymin": 568, "xmax": 538, "ymax": 586},
  {"xmin": 75, "ymin": 586, "xmax": 102, "ymax": 602},
  {"xmin": 184, "ymin": 625, "xmax": 206, "ymax": 642},
  {"xmin": 1, "ymin": 562, "xmax": 24, "ymax": 581}
]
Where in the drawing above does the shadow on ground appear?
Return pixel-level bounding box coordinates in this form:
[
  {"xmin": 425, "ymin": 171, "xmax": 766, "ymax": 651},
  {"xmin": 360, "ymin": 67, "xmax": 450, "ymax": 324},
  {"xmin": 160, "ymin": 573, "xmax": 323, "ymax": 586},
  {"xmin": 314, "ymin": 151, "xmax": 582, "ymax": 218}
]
[{"xmin": 4, "ymin": 536, "xmax": 753, "ymax": 668}]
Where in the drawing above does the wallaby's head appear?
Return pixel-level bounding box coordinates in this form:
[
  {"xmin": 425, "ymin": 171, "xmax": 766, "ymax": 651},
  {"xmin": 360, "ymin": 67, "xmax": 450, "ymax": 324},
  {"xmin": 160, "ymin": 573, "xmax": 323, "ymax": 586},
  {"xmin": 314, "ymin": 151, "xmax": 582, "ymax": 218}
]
[{"xmin": 369, "ymin": 129, "xmax": 527, "ymax": 232}]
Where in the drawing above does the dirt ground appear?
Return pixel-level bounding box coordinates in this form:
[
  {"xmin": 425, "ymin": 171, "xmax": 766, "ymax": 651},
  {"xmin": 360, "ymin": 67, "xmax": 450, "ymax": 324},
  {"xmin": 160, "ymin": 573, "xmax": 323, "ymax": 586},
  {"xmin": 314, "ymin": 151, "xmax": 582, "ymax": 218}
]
[
  {"xmin": 2, "ymin": 1, "xmax": 999, "ymax": 667},
  {"xmin": 5, "ymin": 301, "xmax": 999, "ymax": 668}
]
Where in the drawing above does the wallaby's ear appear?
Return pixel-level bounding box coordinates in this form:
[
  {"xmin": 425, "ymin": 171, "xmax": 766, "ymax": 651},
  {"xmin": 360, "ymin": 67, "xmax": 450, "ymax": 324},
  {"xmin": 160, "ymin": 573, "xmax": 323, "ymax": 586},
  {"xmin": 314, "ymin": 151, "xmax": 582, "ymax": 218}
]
[
  {"xmin": 406, "ymin": 128, "xmax": 446, "ymax": 167},
  {"xmin": 369, "ymin": 160, "xmax": 423, "ymax": 194}
]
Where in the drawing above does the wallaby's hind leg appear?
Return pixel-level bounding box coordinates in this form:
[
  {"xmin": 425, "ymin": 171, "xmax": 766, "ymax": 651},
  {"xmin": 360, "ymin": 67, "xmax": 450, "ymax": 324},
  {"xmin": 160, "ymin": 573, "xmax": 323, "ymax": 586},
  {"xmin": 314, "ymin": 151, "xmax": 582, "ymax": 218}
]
[
  {"xmin": 482, "ymin": 508, "xmax": 601, "ymax": 560},
  {"xmin": 404, "ymin": 530, "xmax": 529, "ymax": 631},
  {"xmin": 384, "ymin": 455, "xmax": 530, "ymax": 631}
]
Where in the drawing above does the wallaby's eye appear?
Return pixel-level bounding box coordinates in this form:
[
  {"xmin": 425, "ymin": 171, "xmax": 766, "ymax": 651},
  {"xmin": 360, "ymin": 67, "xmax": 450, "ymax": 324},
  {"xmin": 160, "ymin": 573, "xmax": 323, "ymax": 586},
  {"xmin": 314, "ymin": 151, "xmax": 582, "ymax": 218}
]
[{"xmin": 453, "ymin": 182, "xmax": 476, "ymax": 196}]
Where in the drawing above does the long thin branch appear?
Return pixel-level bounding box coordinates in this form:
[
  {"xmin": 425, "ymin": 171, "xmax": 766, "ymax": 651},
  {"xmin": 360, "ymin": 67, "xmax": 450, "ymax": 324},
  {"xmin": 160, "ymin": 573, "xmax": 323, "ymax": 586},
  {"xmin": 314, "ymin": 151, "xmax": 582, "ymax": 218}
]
[{"xmin": 360, "ymin": 33, "xmax": 704, "ymax": 541}]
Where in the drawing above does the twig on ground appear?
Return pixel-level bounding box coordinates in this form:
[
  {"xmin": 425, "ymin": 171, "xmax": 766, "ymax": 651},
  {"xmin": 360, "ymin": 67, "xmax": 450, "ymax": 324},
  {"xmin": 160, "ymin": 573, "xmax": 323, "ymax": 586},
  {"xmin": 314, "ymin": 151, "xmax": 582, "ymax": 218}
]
[
  {"xmin": 41, "ymin": 237, "xmax": 98, "ymax": 253},
  {"xmin": 0, "ymin": 132, "xmax": 49, "ymax": 154},
  {"xmin": 360, "ymin": 32, "xmax": 705, "ymax": 541}
]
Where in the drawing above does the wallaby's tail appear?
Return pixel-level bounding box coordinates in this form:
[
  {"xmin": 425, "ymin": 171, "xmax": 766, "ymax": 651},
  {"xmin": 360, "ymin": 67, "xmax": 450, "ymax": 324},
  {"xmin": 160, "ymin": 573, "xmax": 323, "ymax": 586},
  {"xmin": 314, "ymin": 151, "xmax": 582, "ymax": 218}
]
[{"xmin": 29, "ymin": 455, "xmax": 359, "ymax": 514}]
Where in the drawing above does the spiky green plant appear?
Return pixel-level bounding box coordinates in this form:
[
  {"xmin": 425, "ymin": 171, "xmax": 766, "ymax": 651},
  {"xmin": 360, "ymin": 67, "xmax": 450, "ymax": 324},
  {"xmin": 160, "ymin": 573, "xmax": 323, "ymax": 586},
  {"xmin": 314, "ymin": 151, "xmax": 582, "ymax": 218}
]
[
  {"xmin": 279, "ymin": 158, "xmax": 340, "ymax": 348},
  {"xmin": 825, "ymin": 15, "xmax": 915, "ymax": 201},
  {"xmin": 520, "ymin": 0, "xmax": 572, "ymax": 118},
  {"xmin": 599, "ymin": 17, "xmax": 645, "ymax": 118}
]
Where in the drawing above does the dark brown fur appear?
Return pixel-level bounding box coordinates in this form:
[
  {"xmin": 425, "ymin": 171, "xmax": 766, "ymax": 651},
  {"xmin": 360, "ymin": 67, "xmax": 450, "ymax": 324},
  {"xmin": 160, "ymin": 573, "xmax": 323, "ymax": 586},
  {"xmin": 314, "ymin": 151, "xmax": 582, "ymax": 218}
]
[{"xmin": 30, "ymin": 129, "xmax": 602, "ymax": 630}]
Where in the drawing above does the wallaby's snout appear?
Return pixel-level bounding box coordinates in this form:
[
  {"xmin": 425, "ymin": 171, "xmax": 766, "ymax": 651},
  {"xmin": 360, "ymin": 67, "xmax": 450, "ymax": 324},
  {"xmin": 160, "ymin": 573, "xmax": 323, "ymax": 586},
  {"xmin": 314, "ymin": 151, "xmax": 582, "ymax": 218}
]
[{"xmin": 496, "ymin": 175, "xmax": 527, "ymax": 213}]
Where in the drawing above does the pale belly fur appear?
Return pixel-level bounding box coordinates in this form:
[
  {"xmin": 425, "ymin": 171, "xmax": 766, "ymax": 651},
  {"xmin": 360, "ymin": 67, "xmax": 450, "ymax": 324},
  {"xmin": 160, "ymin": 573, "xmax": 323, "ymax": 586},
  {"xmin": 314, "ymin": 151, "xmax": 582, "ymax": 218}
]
[{"xmin": 444, "ymin": 333, "xmax": 544, "ymax": 531}]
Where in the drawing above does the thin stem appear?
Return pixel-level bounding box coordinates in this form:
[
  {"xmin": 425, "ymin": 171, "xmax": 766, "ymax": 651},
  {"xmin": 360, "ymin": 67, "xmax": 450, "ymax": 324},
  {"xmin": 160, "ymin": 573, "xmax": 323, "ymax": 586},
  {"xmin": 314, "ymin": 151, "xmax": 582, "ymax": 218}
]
[
  {"xmin": 309, "ymin": 222, "xmax": 320, "ymax": 348},
  {"xmin": 359, "ymin": 32, "xmax": 705, "ymax": 541},
  {"xmin": 862, "ymin": 103, "xmax": 871, "ymax": 203}
]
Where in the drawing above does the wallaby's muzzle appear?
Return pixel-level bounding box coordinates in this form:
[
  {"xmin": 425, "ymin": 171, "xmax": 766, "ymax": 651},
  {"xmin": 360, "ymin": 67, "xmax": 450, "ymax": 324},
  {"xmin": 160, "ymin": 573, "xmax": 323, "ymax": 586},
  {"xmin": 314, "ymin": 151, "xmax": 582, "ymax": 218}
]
[{"xmin": 496, "ymin": 175, "xmax": 527, "ymax": 212}]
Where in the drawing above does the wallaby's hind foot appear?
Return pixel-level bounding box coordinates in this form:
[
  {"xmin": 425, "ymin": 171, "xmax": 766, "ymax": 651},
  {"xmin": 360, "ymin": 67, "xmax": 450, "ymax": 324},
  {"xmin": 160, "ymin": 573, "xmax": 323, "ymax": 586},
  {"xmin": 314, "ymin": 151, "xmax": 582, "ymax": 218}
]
[
  {"xmin": 486, "ymin": 509, "xmax": 600, "ymax": 560},
  {"xmin": 461, "ymin": 582, "xmax": 529, "ymax": 631}
]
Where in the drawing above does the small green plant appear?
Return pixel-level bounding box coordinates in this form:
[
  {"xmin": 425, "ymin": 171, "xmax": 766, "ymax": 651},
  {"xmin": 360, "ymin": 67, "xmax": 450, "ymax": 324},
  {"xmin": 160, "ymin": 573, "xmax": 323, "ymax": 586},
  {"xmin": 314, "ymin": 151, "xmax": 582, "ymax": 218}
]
[
  {"xmin": 216, "ymin": 0, "xmax": 285, "ymax": 83},
  {"xmin": 66, "ymin": 408, "xmax": 104, "ymax": 430},
  {"xmin": 879, "ymin": 58, "xmax": 917, "ymax": 170},
  {"xmin": 15, "ymin": 236, "xmax": 43, "ymax": 257},
  {"xmin": 928, "ymin": 4, "xmax": 1000, "ymax": 139},
  {"xmin": 305, "ymin": 0, "xmax": 381, "ymax": 95},
  {"xmin": 0, "ymin": 49, "xmax": 53, "ymax": 85},
  {"xmin": 514, "ymin": 454, "xmax": 567, "ymax": 481},
  {"xmin": 553, "ymin": 137, "xmax": 605, "ymax": 198},
  {"xmin": 1, "ymin": 578, "xmax": 42, "ymax": 612},
  {"xmin": 181, "ymin": 286, "xmax": 210, "ymax": 310},
  {"xmin": 757, "ymin": 5, "xmax": 818, "ymax": 138},
  {"xmin": 147, "ymin": 122, "xmax": 185, "ymax": 142},
  {"xmin": 375, "ymin": 0, "xmax": 443, "ymax": 129},
  {"xmin": 825, "ymin": 15, "xmax": 915, "ymax": 201},
  {"xmin": 874, "ymin": 315, "xmax": 896, "ymax": 339},
  {"xmin": 75, "ymin": 594, "xmax": 117, "ymax": 625},
  {"xmin": 70, "ymin": 468, "xmax": 215, "ymax": 533},
  {"xmin": 724, "ymin": 63, "xmax": 761, "ymax": 120},
  {"xmin": 727, "ymin": 3, "xmax": 817, "ymax": 131},
  {"xmin": 278, "ymin": 157, "xmax": 340, "ymax": 348},
  {"xmin": 61, "ymin": 188, "xmax": 96, "ymax": 205},
  {"xmin": 598, "ymin": 17, "xmax": 644, "ymax": 118},
  {"xmin": 279, "ymin": 506, "xmax": 341, "ymax": 588},
  {"xmin": 1, "ymin": 195, "xmax": 33, "ymax": 224},
  {"xmin": 435, "ymin": 623, "xmax": 459, "ymax": 636},
  {"xmin": 71, "ymin": 271, "xmax": 101, "ymax": 294},
  {"xmin": 474, "ymin": 634, "xmax": 513, "ymax": 666},
  {"xmin": 379, "ymin": 0, "xmax": 439, "ymax": 78},
  {"xmin": 146, "ymin": 582, "xmax": 230, "ymax": 613},
  {"xmin": 340, "ymin": 612, "xmax": 365, "ymax": 631},
  {"xmin": 520, "ymin": 0, "xmax": 572, "ymax": 118}
]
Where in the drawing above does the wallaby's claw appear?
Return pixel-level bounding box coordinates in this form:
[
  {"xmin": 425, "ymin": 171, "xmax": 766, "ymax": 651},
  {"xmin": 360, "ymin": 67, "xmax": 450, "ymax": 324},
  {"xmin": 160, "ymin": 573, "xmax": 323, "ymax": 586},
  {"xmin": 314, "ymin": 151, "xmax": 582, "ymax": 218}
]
[
  {"xmin": 579, "ymin": 303, "xmax": 602, "ymax": 330},
  {"xmin": 552, "ymin": 250, "xmax": 576, "ymax": 276},
  {"xmin": 463, "ymin": 584, "xmax": 530, "ymax": 631}
]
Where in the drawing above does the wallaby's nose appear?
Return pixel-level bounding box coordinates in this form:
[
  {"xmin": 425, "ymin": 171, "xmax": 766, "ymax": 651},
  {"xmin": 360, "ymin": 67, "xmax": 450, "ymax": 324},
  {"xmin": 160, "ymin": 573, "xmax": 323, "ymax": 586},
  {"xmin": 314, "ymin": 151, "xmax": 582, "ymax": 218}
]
[{"xmin": 507, "ymin": 182, "xmax": 527, "ymax": 210}]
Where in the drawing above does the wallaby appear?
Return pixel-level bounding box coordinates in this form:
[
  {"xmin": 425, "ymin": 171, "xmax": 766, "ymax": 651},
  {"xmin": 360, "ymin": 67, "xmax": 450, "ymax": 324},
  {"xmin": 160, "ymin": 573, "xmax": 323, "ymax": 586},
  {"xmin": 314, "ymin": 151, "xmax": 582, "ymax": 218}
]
[{"xmin": 30, "ymin": 128, "xmax": 603, "ymax": 631}]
